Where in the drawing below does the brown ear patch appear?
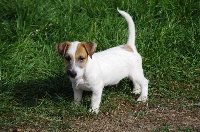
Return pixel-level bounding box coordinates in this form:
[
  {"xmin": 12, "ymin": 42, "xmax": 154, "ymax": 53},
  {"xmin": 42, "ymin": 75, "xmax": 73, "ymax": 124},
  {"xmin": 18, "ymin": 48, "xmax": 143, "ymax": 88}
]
[
  {"xmin": 81, "ymin": 42, "xmax": 97, "ymax": 59},
  {"xmin": 123, "ymin": 45, "xmax": 133, "ymax": 52},
  {"xmin": 56, "ymin": 42, "xmax": 71, "ymax": 56}
]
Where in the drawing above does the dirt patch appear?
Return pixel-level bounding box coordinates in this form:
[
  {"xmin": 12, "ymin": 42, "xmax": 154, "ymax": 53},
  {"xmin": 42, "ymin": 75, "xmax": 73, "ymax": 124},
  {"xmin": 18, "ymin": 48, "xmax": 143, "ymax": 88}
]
[
  {"xmin": 6, "ymin": 100, "xmax": 200, "ymax": 132},
  {"xmin": 70, "ymin": 102, "xmax": 200, "ymax": 131}
]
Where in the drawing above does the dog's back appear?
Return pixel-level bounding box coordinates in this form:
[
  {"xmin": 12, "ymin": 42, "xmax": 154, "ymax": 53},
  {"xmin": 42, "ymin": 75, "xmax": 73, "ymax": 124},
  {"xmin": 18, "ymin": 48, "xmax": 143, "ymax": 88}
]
[{"xmin": 91, "ymin": 46, "xmax": 142, "ymax": 86}]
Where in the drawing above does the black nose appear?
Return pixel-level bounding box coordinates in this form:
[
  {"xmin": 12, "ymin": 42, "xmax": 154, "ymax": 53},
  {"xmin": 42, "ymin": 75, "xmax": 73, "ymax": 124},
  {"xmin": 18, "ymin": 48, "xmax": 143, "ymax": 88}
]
[{"xmin": 67, "ymin": 70, "xmax": 77, "ymax": 78}]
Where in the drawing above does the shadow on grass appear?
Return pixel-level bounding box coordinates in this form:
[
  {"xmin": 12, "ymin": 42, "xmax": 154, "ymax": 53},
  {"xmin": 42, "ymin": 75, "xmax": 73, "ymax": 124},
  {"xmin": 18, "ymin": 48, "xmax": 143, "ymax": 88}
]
[
  {"xmin": 4, "ymin": 73, "xmax": 74, "ymax": 107},
  {"xmin": 2, "ymin": 72, "xmax": 137, "ymax": 108}
]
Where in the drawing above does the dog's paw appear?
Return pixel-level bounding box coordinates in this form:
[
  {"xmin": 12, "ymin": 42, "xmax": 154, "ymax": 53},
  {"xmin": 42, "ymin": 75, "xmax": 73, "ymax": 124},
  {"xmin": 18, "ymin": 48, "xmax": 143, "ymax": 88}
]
[
  {"xmin": 89, "ymin": 108, "xmax": 99, "ymax": 114},
  {"xmin": 137, "ymin": 96, "xmax": 147, "ymax": 102}
]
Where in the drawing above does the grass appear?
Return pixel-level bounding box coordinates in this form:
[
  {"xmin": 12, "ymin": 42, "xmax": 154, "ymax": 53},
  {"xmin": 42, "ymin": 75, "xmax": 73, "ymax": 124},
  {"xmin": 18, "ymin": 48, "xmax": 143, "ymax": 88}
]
[{"xmin": 0, "ymin": 0, "xmax": 200, "ymax": 131}]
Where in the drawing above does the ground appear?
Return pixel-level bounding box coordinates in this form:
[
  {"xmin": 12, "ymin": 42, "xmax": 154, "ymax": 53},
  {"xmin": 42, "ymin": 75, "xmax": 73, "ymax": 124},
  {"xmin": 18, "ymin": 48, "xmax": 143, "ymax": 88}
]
[{"xmin": 7, "ymin": 98, "xmax": 200, "ymax": 132}]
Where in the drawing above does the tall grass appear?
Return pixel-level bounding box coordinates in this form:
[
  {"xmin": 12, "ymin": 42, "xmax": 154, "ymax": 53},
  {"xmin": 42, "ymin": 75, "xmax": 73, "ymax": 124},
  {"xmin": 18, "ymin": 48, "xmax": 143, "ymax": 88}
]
[{"xmin": 0, "ymin": 0, "xmax": 199, "ymax": 130}]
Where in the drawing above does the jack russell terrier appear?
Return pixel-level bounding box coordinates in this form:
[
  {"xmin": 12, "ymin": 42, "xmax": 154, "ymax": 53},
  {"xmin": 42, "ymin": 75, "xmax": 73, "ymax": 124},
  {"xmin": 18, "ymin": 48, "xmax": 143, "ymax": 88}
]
[{"xmin": 56, "ymin": 8, "xmax": 149, "ymax": 113}]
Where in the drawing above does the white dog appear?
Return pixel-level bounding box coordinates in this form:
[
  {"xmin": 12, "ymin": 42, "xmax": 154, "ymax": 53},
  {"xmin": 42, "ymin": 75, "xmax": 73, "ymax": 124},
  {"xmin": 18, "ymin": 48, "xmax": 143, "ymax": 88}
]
[{"xmin": 56, "ymin": 9, "xmax": 149, "ymax": 113}]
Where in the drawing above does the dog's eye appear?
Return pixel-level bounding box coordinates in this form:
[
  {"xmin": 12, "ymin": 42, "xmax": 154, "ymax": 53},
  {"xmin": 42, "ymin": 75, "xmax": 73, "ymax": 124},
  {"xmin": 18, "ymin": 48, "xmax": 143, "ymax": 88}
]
[
  {"xmin": 78, "ymin": 56, "xmax": 85, "ymax": 62},
  {"xmin": 65, "ymin": 56, "xmax": 71, "ymax": 61}
]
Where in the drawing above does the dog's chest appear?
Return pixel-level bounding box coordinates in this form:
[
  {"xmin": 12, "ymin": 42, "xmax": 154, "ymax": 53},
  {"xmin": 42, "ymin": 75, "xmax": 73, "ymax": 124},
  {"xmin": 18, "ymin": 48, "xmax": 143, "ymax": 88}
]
[{"xmin": 74, "ymin": 78, "xmax": 91, "ymax": 91}]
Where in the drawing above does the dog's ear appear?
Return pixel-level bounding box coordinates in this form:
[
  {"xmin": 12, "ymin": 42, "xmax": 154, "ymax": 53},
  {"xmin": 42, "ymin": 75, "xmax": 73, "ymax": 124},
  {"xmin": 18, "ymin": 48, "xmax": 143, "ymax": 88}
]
[
  {"xmin": 56, "ymin": 42, "xmax": 71, "ymax": 56},
  {"xmin": 81, "ymin": 42, "xmax": 97, "ymax": 59}
]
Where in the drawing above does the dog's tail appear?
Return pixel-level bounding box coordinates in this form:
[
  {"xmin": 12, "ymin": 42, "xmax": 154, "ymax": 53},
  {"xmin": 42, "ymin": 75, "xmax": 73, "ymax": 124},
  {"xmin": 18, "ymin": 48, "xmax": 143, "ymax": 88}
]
[{"xmin": 117, "ymin": 8, "xmax": 137, "ymax": 52}]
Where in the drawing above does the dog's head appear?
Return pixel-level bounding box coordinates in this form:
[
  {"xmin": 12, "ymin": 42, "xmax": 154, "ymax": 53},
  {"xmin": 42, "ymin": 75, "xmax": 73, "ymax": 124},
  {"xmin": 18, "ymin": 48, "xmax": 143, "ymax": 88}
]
[{"xmin": 56, "ymin": 41, "xmax": 97, "ymax": 79}]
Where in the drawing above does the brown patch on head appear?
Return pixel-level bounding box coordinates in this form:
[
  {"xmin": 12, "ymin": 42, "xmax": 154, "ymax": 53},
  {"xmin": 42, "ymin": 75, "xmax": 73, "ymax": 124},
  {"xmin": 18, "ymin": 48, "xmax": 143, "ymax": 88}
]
[
  {"xmin": 75, "ymin": 43, "xmax": 90, "ymax": 68},
  {"xmin": 56, "ymin": 42, "xmax": 71, "ymax": 56},
  {"xmin": 80, "ymin": 42, "xmax": 97, "ymax": 59},
  {"xmin": 123, "ymin": 45, "xmax": 134, "ymax": 52}
]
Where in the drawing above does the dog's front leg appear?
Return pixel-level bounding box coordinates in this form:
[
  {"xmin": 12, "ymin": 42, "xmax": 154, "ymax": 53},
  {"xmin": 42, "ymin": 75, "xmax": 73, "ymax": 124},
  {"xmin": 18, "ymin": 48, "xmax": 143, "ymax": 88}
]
[
  {"xmin": 89, "ymin": 84, "xmax": 103, "ymax": 114},
  {"xmin": 73, "ymin": 88, "xmax": 83, "ymax": 104}
]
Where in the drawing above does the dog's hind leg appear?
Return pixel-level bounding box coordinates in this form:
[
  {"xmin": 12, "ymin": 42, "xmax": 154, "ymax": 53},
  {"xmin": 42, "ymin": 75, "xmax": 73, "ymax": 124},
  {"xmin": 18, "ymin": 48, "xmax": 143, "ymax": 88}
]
[
  {"xmin": 129, "ymin": 70, "xmax": 149, "ymax": 102},
  {"xmin": 131, "ymin": 82, "xmax": 142, "ymax": 94},
  {"xmin": 136, "ymin": 77, "xmax": 148, "ymax": 102}
]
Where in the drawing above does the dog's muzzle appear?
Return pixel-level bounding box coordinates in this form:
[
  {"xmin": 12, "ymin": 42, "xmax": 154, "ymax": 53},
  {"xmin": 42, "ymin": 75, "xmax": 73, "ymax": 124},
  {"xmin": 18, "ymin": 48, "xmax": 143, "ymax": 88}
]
[{"xmin": 67, "ymin": 70, "xmax": 77, "ymax": 78}]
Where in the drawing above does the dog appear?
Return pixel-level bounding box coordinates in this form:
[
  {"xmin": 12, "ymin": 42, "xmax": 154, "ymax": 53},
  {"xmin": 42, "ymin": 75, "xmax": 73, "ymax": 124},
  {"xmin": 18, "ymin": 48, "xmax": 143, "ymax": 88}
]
[{"xmin": 56, "ymin": 8, "xmax": 149, "ymax": 113}]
